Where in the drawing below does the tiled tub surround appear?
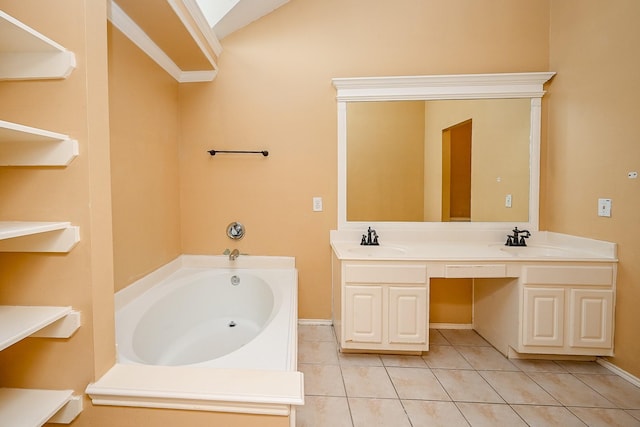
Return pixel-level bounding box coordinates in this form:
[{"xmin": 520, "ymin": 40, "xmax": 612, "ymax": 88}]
[{"xmin": 297, "ymin": 325, "xmax": 640, "ymax": 427}]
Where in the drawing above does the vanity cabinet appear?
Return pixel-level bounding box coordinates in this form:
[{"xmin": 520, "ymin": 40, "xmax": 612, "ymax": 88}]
[
  {"xmin": 337, "ymin": 262, "xmax": 428, "ymax": 353},
  {"xmin": 518, "ymin": 265, "xmax": 614, "ymax": 356}
]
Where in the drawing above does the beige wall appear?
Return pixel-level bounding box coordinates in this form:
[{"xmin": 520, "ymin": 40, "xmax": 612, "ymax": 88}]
[
  {"xmin": 178, "ymin": 0, "xmax": 550, "ymax": 320},
  {"xmin": 0, "ymin": 0, "xmax": 115, "ymax": 416},
  {"xmin": 546, "ymin": 0, "xmax": 640, "ymax": 376},
  {"xmin": 108, "ymin": 24, "xmax": 182, "ymax": 292},
  {"xmin": 424, "ymin": 99, "xmax": 531, "ymax": 222},
  {"xmin": 347, "ymin": 101, "xmax": 425, "ymax": 222}
]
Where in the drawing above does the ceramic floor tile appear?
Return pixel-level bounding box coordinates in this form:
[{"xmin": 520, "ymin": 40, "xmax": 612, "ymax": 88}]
[
  {"xmin": 298, "ymin": 324, "xmax": 335, "ymax": 342},
  {"xmin": 299, "ymin": 363, "xmax": 346, "ymax": 396},
  {"xmin": 456, "ymin": 345, "xmax": 520, "ymax": 371},
  {"xmin": 338, "ymin": 352, "xmax": 383, "ymax": 366},
  {"xmin": 528, "ymin": 372, "xmax": 615, "ymax": 407},
  {"xmin": 440, "ymin": 329, "xmax": 490, "ymax": 346},
  {"xmin": 402, "ymin": 400, "xmax": 470, "ymax": 426},
  {"xmin": 556, "ymin": 360, "xmax": 613, "ymax": 374},
  {"xmin": 348, "ymin": 398, "xmax": 411, "ymax": 427},
  {"xmin": 511, "ymin": 404, "xmax": 587, "ymax": 427},
  {"xmin": 510, "ymin": 358, "xmax": 567, "ymax": 373},
  {"xmin": 479, "ymin": 370, "xmax": 559, "ymax": 405},
  {"xmin": 298, "ymin": 340, "xmax": 339, "ymax": 364},
  {"xmin": 628, "ymin": 410, "xmax": 640, "ymax": 421},
  {"xmin": 576, "ymin": 374, "xmax": 640, "ymax": 409},
  {"xmin": 569, "ymin": 407, "xmax": 640, "ymax": 427},
  {"xmin": 387, "ymin": 367, "xmax": 450, "ymax": 400},
  {"xmin": 341, "ymin": 366, "xmax": 397, "ymax": 398},
  {"xmin": 456, "ymin": 403, "xmax": 528, "ymax": 427},
  {"xmin": 422, "ymin": 345, "xmax": 473, "ymax": 369},
  {"xmin": 430, "ymin": 329, "xmax": 450, "ymax": 345},
  {"xmin": 433, "ymin": 369, "xmax": 504, "ymax": 403},
  {"xmin": 296, "ymin": 396, "xmax": 353, "ymax": 427},
  {"xmin": 380, "ymin": 354, "xmax": 427, "ymax": 368}
]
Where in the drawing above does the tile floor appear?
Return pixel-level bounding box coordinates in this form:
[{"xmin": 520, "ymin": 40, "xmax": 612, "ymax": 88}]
[{"xmin": 296, "ymin": 325, "xmax": 640, "ymax": 427}]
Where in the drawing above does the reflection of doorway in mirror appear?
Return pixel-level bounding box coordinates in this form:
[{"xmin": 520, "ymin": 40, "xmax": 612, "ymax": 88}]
[{"xmin": 442, "ymin": 119, "xmax": 472, "ymax": 222}]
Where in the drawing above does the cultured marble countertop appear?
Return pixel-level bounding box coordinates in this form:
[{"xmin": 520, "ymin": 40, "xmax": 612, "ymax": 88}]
[{"xmin": 330, "ymin": 230, "xmax": 617, "ymax": 262}]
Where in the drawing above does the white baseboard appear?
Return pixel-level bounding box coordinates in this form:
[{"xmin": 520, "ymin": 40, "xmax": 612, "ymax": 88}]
[
  {"xmin": 598, "ymin": 358, "xmax": 640, "ymax": 388},
  {"xmin": 298, "ymin": 319, "xmax": 333, "ymax": 326},
  {"xmin": 429, "ymin": 323, "xmax": 473, "ymax": 330}
]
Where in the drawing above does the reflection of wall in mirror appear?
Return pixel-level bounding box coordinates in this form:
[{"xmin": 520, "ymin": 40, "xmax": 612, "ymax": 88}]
[
  {"xmin": 347, "ymin": 101, "xmax": 425, "ymax": 221},
  {"xmin": 424, "ymin": 99, "xmax": 531, "ymax": 222}
]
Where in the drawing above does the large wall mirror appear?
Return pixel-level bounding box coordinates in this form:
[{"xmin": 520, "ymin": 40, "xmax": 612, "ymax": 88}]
[{"xmin": 333, "ymin": 72, "xmax": 555, "ymax": 231}]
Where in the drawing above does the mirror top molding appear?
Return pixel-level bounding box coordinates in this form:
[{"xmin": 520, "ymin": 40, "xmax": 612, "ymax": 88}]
[
  {"xmin": 332, "ymin": 72, "xmax": 556, "ymax": 102},
  {"xmin": 334, "ymin": 72, "xmax": 556, "ymax": 232}
]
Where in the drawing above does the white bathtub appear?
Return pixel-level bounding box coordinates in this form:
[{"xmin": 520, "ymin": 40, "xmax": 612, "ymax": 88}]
[{"xmin": 87, "ymin": 255, "xmax": 304, "ymax": 418}]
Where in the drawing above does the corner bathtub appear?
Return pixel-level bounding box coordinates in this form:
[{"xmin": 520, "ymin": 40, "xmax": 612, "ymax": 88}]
[{"xmin": 87, "ymin": 255, "xmax": 304, "ymax": 420}]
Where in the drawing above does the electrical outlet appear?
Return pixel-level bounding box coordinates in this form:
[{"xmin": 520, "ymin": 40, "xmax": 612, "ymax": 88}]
[
  {"xmin": 505, "ymin": 194, "xmax": 512, "ymax": 208},
  {"xmin": 312, "ymin": 197, "xmax": 323, "ymax": 212},
  {"xmin": 628, "ymin": 171, "xmax": 638, "ymax": 179},
  {"xmin": 598, "ymin": 198, "xmax": 612, "ymax": 217}
]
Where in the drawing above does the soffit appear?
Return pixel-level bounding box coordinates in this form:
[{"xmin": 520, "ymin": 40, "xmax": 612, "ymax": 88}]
[{"xmin": 115, "ymin": 0, "xmax": 212, "ymax": 71}]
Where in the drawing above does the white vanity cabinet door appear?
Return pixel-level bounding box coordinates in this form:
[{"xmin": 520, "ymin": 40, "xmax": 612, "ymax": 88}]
[
  {"xmin": 388, "ymin": 286, "xmax": 427, "ymax": 344},
  {"xmin": 569, "ymin": 289, "xmax": 613, "ymax": 349},
  {"xmin": 344, "ymin": 285, "xmax": 383, "ymax": 344},
  {"xmin": 519, "ymin": 265, "xmax": 615, "ymax": 356},
  {"xmin": 522, "ymin": 287, "xmax": 565, "ymax": 347}
]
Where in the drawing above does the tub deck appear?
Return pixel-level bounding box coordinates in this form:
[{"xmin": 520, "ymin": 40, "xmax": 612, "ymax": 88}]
[
  {"xmin": 87, "ymin": 255, "xmax": 303, "ymax": 419},
  {"xmin": 87, "ymin": 364, "xmax": 303, "ymax": 415}
]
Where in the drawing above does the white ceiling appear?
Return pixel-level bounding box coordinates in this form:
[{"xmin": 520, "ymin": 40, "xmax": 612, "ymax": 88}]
[{"xmin": 196, "ymin": 0, "xmax": 290, "ymax": 39}]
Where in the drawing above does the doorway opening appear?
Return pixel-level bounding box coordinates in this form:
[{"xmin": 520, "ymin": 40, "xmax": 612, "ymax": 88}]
[{"xmin": 442, "ymin": 119, "xmax": 472, "ymax": 222}]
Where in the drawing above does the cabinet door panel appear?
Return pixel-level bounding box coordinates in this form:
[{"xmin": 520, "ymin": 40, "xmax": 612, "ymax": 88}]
[
  {"xmin": 523, "ymin": 287, "xmax": 564, "ymax": 347},
  {"xmin": 569, "ymin": 289, "xmax": 613, "ymax": 349},
  {"xmin": 345, "ymin": 285, "xmax": 382, "ymax": 343},
  {"xmin": 388, "ymin": 287, "xmax": 426, "ymax": 344}
]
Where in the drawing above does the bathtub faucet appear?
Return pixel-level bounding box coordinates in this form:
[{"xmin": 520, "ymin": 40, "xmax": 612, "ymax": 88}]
[{"xmin": 229, "ymin": 248, "xmax": 240, "ymax": 261}]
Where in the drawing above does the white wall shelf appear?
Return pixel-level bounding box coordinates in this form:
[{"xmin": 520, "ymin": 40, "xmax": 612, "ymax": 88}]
[
  {"xmin": 0, "ymin": 11, "xmax": 76, "ymax": 80},
  {"xmin": 0, "ymin": 306, "xmax": 80, "ymax": 351},
  {"xmin": 0, "ymin": 120, "xmax": 78, "ymax": 166},
  {"xmin": 0, "ymin": 388, "xmax": 82, "ymax": 426},
  {"xmin": 0, "ymin": 222, "xmax": 80, "ymax": 253}
]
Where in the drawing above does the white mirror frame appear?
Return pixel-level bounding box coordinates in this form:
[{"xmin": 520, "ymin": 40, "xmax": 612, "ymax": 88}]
[{"xmin": 333, "ymin": 72, "xmax": 555, "ymax": 232}]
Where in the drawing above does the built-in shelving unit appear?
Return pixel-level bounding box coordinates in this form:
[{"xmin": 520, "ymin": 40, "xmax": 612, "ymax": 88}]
[
  {"xmin": 0, "ymin": 11, "xmax": 82, "ymax": 426},
  {"xmin": 0, "ymin": 11, "xmax": 76, "ymax": 80},
  {"xmin": 0, "ymin": 120, "xmax": 79, "ymax": 166}
]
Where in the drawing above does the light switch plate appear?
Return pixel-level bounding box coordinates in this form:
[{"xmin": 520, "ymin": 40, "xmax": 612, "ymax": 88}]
[
  {"xmin": 313, "ymin": 197, "xmax": 323, "ymax": 212},
  {"xmin": 598, "ymin": 198, "xmax": 612, "ymax": 217}
]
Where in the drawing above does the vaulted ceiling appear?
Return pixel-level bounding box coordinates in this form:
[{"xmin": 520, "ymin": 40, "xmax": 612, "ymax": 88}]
[{"xmin": 109, "ymin": 0, "xmax": 289, "ymax": 82}]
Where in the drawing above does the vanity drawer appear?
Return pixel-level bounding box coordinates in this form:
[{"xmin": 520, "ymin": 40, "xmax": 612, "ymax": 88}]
[
  {"xmin": 344, "ymin": 264, "xmax": 427, "ymax": 284},
  {"xmin": 522, "ymin": 265, "xmax": 614, "ymax": 286},
  {"xmin": 445, "ymin": 264, "xmax": 507, "ymax": 278}
]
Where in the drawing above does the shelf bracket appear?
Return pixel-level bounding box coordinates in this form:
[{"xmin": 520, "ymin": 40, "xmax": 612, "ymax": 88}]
[
  {"xmin": 31, "ymin": 311, "xmax": 81, "ymax": 339},
  {"xmin": 48, "ymin": 395, "xmax": 83, "ymax": 424}
]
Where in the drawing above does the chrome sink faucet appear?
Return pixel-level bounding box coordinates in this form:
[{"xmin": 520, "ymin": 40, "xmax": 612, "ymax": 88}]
[
  {"xmin": 505, "ymin": 227, "xmax": 530, "ymax": 247},
  {"xmin": 229, "ymin": 248, "xmax": 240, "ymax": 260},
  {"xmin": 360, "ymin": 227, "xmax": 380, "ymax": 246}
]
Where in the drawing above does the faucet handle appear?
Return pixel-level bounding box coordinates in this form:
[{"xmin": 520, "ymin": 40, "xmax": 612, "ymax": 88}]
[{"xmin": 360, "ymin": 234, "xmax": 367, "ymax": 245}]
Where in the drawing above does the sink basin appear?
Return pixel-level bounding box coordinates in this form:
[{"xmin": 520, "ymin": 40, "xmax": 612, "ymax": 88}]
[
  {"xmin": 346, "ymin": 245, "xmax": 407, "ymax": 257},
  {"xmin": 497, "ymin": 245, "xmax": 575, "ymax": 257}
]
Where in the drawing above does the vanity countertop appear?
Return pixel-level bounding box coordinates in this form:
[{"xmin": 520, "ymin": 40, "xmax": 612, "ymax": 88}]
[{"xmin": 330, "ymin": 230, "xmax": 617, "ymax": 262}]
